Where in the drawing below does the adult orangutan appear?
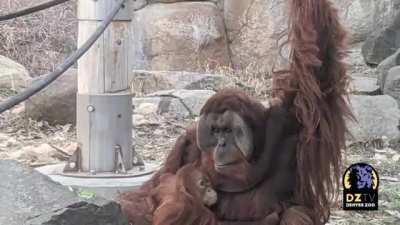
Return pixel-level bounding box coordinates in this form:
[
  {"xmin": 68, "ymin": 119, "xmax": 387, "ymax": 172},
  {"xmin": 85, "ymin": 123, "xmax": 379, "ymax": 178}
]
[{"xmin": 119, "ymin": 0, "xmax": 353, "ymax": 224}]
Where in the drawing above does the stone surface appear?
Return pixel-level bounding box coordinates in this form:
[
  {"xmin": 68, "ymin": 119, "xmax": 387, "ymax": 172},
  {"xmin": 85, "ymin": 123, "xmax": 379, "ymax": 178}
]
[
  {"xmin": 0, "ymin": 160, "xmax": 80, "ymax": 225},
  {"xmin": 349, "ymin": 76, "xmax": 380, "ymax": 95},
  {"xmin": 25, "ymin": 68, "xmax": 77, "ymax": 125},
  {"xmin": 149, "ymin": 0, "xmax": 207, "ymax": 2},
  {"xmin": 135, "ymin": 102, "xmax": 159, "ymax": 115},
  {"xmin": 362, "ymin": 11, "xmax": 400, "ymax": 66},
  {"xmin": 223, "ymin": 0, "xmax": 400, "ymax": 74},
  {"xmin": 336, "ymin": 0, "xmax": 400, "ymax": 44},
  {"xmin": 383, "ymin": 66, "xmax": 400, "ymax": 105},
  {"xmin": 27, "ymin": 201, "xmax": 129, "ymax": 225},
  {"xmin": 132, "ymin": 0, "xmax": 147, "ymax": 10},
  {"xmin": 0, "ymin": 55, "xmax": 29, "ymax": 91},
  {"xmin": 376, "ymin": 49, "xmax": 400, "ymax": 89},
  {"xmin": 131, "ymin": 2, "xmax": 231, "ymax": 72},
  {"xmin": 347, "ymin": 95, "xmax": 400, "ymax": 143},
  {"xmin": 223, "ymin": 0, "xmax": 288, "ymax": 73},
  {"xmin": 0, "ymin": 160, "xmax": 129, "ymax": 225},
  {"xmin": 133, "ymin": 89, "xmax": 215, "ymax": 118},
  {"xmin": 130, "ymin": 70, "xmax": 236, "ymax": 96}
]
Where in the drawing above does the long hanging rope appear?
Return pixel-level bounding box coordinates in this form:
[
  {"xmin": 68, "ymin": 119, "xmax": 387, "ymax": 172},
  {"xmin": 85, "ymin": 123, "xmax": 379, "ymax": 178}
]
[
  {"xmin": 0, "ymin": 0, "xmax": 71, "ymax": 21},
  {"xmin": 0, "ymin": 0, "xmax": 127, "ymax": 114}
]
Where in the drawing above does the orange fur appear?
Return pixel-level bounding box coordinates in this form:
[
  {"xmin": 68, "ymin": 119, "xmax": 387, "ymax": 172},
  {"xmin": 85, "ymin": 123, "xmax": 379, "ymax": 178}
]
[
  {"xmin": 274, "ymin": 0, "xmax": 354, "ymax": 223},
  {"xmin": 151, "ymin": 164, "xmax": 217, "ymax": 225}
]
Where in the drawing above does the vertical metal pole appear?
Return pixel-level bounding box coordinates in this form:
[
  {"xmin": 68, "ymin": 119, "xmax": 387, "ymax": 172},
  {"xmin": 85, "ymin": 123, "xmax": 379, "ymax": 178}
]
[{"xmin": 76, "ymin": 0, "xmax": 133, "ymax": 174}]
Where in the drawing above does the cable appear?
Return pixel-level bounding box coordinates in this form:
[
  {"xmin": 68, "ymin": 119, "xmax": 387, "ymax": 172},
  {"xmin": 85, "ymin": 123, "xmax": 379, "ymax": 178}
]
[
  {"xmin": 0, "ymin": 0, "xmax": 71, "ymax": 21},
  {"xmin": 0, "ymin": 0, "xmax": 127, "ymax": 114}
]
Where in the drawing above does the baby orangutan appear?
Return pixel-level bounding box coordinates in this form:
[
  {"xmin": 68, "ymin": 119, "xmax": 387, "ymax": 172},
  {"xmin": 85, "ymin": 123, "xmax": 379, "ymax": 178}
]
[
  {"xmin": 151, "ymin": 163, "xmax": 218, "ymax": 225},
  {"xmin": 119, "ymin": 163, "xmax": 217, "ymax": 225}
]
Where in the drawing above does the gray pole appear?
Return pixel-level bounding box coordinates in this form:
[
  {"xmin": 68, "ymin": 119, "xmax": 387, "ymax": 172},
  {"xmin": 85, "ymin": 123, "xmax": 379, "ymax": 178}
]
[{"xmin": 72, "ymin": 0, "xmax": 133, "ymax": 175}]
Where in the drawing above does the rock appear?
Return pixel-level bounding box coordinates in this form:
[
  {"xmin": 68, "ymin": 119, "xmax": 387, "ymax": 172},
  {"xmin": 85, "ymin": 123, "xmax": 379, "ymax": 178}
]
[
  {"xmin": 347, "ymin": 95, "xmax": 400, "ymax": 143},
  {"xmin": 133, "ymin": 97, "xmax": 162, "ymax": 114},
  {"xmin": 376, "ymin": 49, "xmax": 400, "ymax": 89},
  {"xmin": 0, "ymin": 160, "xmax": 127, "ymax": 225},
  {"xmin": 26, "ymin": 68, "xmax": 77, "ymax": 125},
  {"xmin": 135, "ymin": 102, "xmax": 159, "ymax": 115},
  {"xmin": 150, "ymin": 0, "xmax": 205, "ymax": 2},
  {"xmin": 131, "ymin": 2, "xmax": 231, "ymax": 72},
  {"xmin": 27, "ymin": 201, "xmax": 129, "ymax": 225},
  {"xmin": 133, "ymin": 89, "xmax": 215, "ymax": 118},
  {"xmin": 223, "ymin": 0, "xmax": 400, "ymax": 74},
  {"xmin": 393, "ymin": 154, "xmax": 400, "ymax": 162},
  {"xmin": 0, "ymin": 133, "xmax": 18, "ymax": 149},
  {"xmin": 383, "ymin": 66, "xmax": 400, "ymax": 105},
  {"xmin": 336, "ymin": 0, "xmax": 400, "ymax": 44},
  {"xmin": 349, "ymin": 76, "xmax": 380, "ymax": 95},
  {"xmin": 223, "ymin": 0, "xmax": 288, "ymax": 73},
  {"xmin": 362, "ymin": 12, "xmax": 400, "ymax": 66},
  {"xmin": 132, "ymin": 114, "xmax": 150, "ymax": 126},
  {"xmin": 132, "ymin": 0, "xmax": 147, "ymax": 10},
  {"xmin": 7, "ymin": 144, "xmax": 64, "ymax": 166},
  {"xmin": 130, "ymin": 70, "xmax": 236, "ymax": 95},
  {"xmin": 0, "ymin": 160, "xmax": 80, "ymax": 225},
  {"xmin": 0, "ymin": 55, "xmax": 29, "ymax": 91},
  {"xmin": 150, "ymin": 89, "xmax": 215, "ymax": 118}
]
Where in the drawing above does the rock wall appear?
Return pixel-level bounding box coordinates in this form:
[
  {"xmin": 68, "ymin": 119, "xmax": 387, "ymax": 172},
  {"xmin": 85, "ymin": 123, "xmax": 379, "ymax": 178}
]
[
  {"xmin": 131, "ymin": 2, "xmax": 231, "ymax": 72},
  {"xmin": 130, "ymin": 0, "xmax": 400, "ymax": 74},
  {"xmin": 337, "ymin": 0, "xmax": 400, "ymax": 43}
]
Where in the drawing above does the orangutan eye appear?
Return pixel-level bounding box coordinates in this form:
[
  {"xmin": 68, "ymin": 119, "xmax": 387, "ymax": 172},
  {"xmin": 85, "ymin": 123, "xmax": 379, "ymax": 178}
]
[
  {"xmin": 211, "ymin": 127, "xmax": 219, "ymax": 134},
  {"xmin": 198, "ymin": 179, "xmax": 206, "ymax": 188},
  {"xmin": 224, "ymin": 128, "xmax": 232, "ymax": 133}
]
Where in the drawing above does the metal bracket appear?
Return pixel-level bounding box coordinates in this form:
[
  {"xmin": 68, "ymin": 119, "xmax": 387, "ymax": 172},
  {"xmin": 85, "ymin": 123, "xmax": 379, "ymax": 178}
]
[
  {"xmin": 78, "ymin": 0, "xmax": 131, "ymax": 21},
  {"xmin": 63, "ymin": 146, "xmax": 82, "ymax": 173},
  {"xmin": 60, "ymin": 146, "xmax": 156, "ymax": 178},
  {"xmin": 114, "ymin": 145, "xmax": 127, "ymax": 174}
]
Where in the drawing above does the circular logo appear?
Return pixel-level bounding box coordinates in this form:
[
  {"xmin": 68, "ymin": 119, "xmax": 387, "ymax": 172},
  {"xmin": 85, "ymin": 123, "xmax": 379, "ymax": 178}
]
[
  {"xmin": 343, "ymin": 163, "xmax": 379, "ymax": 210},
  {"xmin": 343, "ymin": 163, "xmax": 379, "ymax": 191}
]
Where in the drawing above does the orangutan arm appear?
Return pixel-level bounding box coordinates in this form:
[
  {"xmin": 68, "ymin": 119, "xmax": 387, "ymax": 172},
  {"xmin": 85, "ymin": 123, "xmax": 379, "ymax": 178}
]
[{"xmin": 218, "ymin": 211, "xmax": 280, "ymax": 225}]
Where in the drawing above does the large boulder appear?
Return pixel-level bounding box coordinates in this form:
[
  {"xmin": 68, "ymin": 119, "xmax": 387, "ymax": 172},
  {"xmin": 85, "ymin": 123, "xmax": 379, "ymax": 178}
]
[
  {"xmin": 349, "ymin": 75, "xmax": 380, "ymax": 95},
  {"xmin": 133, "ymin": 89, "xmax": 215, "ymax": 119},
  {"xmin": 131, "ymin": 2, "xmax": 231, "ymax": 72},
  {"xmin": 130, "ymin": 70, "xmax": 236, "ymax": 96},
  {"xmin": 362, "ymin": 11, "xmax": 400, "ymax": 66},
  {"xmin": 223, "ymin": 0, "xmax": 400, "ymax": 73},
  {"xmin": 0, "ymin": 160, "xmax": 128, "ymax": 225},
  {"xmin": 27, "ymin": 202, "xmax": 129, "ymax": 225},
  {"xmin": 25, "ymin": 68, "xmax": 77, "ymax": 125},
  {"xmin": 0, "ymin": 160, "xmax": 79, "ymax": 225},
  {"xmin": 347, "ymin": 95, "xmax": 400, "ymax": 143},
  {"xmin": 0, "ymin": 55, "xmax": 29, "ymax": 91},
  {"xmin": 336, "ymin": 0, "xmax": 400, "ymax": 44},
  {"xmin": 223, "ymin": 0, "xmax": 288, "ymax": 73},
  {"xmin": 383, "ymin": 66, "xmax": 400, "ymax": 105},
  {"xmin": 376, "ymin": 49, "xmax": 400, "ymax": 89}
]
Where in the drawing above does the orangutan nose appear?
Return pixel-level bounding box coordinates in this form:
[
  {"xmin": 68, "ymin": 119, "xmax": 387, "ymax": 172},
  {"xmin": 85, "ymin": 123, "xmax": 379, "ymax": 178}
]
[{"xmin": 218, "ymin": 139, "xmax": 226, "ymax": 147}]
